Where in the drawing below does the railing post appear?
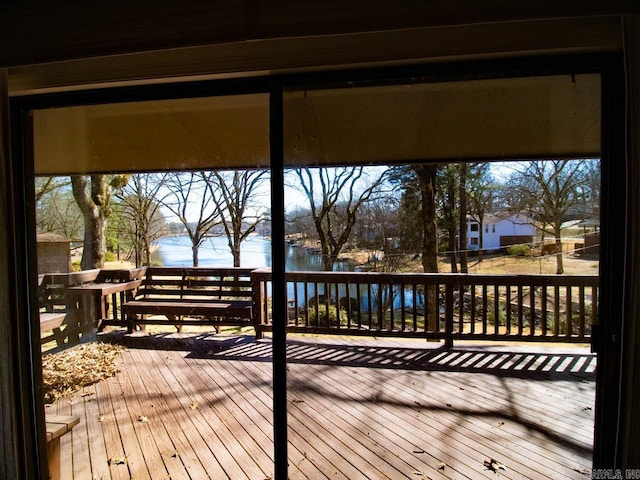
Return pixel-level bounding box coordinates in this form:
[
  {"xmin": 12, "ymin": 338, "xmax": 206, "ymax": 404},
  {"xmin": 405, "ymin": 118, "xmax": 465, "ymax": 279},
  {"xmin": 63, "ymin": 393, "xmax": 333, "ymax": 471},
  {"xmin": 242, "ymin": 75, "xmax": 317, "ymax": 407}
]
[
  {"xmin": 251, "ymin": 269, "xmax": 266, "ymax": 339},
  {"xmin": 445, "ymin": 283, "xmax": 454, "ymax": 348}
]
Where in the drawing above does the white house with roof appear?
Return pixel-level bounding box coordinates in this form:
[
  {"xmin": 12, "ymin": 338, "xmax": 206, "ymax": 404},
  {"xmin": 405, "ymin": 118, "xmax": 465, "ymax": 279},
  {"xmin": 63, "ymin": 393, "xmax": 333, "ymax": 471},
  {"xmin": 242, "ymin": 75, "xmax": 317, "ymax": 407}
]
[{"xmin": 466, "ymin": 213, "xmax": 536, "ymax": 251}]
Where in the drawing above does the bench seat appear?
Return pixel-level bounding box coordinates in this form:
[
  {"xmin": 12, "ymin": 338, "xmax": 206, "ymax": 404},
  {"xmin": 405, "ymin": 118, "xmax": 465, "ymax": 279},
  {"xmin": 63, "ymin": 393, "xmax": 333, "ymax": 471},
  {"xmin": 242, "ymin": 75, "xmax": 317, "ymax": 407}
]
[
  {"xmin": 46, "ymin": 414, "xmax": 80, "ymax": 480},
  {"xmin": 123, "ymin": 299, "xmax": 252, "ymax": 320},
  {"xmin": 40, "ymin": 312, "xmax": 66, "ymax": 333}
]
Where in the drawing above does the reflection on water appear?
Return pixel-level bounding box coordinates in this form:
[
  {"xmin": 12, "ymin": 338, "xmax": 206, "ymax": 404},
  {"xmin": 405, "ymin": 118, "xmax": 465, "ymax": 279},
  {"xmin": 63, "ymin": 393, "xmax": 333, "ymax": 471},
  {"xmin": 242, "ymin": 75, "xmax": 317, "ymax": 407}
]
[{"xmin": 156, "ymin": 234, "xmax": 354, "ymax": 272}]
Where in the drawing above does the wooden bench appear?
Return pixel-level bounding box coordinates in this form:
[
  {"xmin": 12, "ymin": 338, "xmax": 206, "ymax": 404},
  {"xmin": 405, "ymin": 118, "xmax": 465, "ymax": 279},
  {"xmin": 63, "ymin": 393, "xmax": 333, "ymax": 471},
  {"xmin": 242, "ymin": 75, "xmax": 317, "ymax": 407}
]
[
  {"xmin": 122, "ymin": 267, "xmax": 261, "ymax": 338},
  {"xmin": 46, "ymin": 414, "xmax": 79, "ymax": 480}
]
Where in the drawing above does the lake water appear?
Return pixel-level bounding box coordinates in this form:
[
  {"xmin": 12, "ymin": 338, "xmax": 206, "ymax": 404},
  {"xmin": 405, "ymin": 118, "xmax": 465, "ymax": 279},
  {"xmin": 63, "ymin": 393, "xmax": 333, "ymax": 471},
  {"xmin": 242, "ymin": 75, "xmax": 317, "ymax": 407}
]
[{"xmin": 156, "ymin": 234, "xmax": 348, "ymax": 271}]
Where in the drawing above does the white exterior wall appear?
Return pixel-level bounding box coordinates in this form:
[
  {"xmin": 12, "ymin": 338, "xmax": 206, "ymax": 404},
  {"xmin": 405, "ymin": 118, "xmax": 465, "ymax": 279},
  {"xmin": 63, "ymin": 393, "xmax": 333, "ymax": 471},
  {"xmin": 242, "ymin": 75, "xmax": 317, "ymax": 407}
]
[{"xmin": 467, "ymin": 214, "xmax": 535, "ymax": 250}]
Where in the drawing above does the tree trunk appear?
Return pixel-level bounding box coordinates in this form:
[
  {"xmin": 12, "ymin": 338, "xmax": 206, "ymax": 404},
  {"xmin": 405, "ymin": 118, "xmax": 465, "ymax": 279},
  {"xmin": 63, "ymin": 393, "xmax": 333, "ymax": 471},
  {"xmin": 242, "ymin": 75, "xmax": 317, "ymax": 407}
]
[
  {"xmin": 448, "ymin": 227, "xmax": 458, "ymax": 273},
  {"xmin": 192, "ymin": 243, "xmax": 199, "ymax": 267},
  {"xmin": 415, "ymin": 165, "xmax": 438, "ymax": 274},
  {"xmin": 232, "ymin": 245, "xmax": 241, "ymax": 267},
  {"xmin": 555, "ymin": 228, "xmax": 564, "ymax": 274},
  {"xmin": 71, "ymin": 175, "xmax": 107, "ymax": 270},
  {"xmin": 415, "ymin": 165, "xmax": 438, "ymax": 332},
  {"xmin": 459, "ymin": 163, "xmax": 468, "ymax": 273}
]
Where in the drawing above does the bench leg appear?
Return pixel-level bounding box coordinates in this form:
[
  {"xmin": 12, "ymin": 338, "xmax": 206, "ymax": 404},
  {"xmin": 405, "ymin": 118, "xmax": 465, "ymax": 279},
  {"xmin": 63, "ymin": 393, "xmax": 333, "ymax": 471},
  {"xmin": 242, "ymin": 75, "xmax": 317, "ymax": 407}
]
[
  {"xmin": 127, "ymin": 314, "xmax": 135, "ymax": 334},
  {"xmin": 47, "ymin": 438, "xmax": 61, "ymax": 480}
]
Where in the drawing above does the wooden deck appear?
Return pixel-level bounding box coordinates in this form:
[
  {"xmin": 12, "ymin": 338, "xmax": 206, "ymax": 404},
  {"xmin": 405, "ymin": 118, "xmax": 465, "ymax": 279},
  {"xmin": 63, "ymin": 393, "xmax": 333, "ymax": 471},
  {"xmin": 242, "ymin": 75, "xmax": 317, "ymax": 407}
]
[{"xmin": 46, "ymin": 332, "xmax": 596, "ymax": 479}]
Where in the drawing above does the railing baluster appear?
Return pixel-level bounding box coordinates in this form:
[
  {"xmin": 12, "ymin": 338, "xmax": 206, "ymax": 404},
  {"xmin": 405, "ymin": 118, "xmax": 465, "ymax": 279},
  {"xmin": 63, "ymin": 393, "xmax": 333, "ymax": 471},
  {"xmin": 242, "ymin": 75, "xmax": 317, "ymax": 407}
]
[
  {"xmin": 356, "ymin": 280, "xmax": 362, "ymax": 329},
  {"xmin": 412, "ymin": 285, "xmax": 418, "ymax": 332},
  {"xmin": 377, "ymin": 282, "xmax": 384, "ymax": 331},
  {"xmin": 505, "ymin": 285, "xmax": 512, "ymax": 336},
  {"xmin": 517, "ymin": 284, "xmax": 523, "ymax": 336},
  {"xmin": 367, "ymin": 283, "xmax": 373, "ymax": 330},
  {"xmin": 482, "ymin": 284, "xmax": 488, "ymax": 335},
  {"xmin": 554, "ymin": 285, "xmax": 560, "ymax": 339},
  {"xmin": 529, "ymin": 284, "xmax": 535, "ymax": 337},
  {"xmin": 591, "ymin": 285, "xmax": 598, "ymax": 336},
  {"xmin": 579, "ymin": 285, "xmax": 585, "ymax": 339},
  {"xmin": 387, "ymin": 281, "xmax": 393, "ymax": 331},
  {"xmin": 457, "ymin": 283, "xmax": 464, "ymax": 335},
  {"xmin": 493, "ymin": 284, "xmax": 500, "ymax": 336},
  {"xmin": 445, "ymin": 282, "xmax": 454, "ymax": 347},
  {"xmin": 541, "ymin": 284, "xmax": 548, "ymax": 337},
  {"xmin": 469, "ymin": 284, "xmax": 476, "ymax": 335},
  {"xmin": 293, "ymin": 280, "xmax": 299, "ymax": 327},
  {"xmin": 400, "ymin": 282, "xmax": 406, "ymax": 332},
  {"xmin": 566, "ymin": 286, "xmax": 573, "ymax": 339}
]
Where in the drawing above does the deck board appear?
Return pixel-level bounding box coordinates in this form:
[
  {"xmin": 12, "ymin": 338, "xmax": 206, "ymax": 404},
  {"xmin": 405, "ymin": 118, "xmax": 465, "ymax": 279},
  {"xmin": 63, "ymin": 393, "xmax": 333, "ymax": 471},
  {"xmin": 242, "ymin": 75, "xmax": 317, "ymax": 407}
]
[{"xmin": 50, "ymin": 332, "xmax": 595, "ymax": 479}]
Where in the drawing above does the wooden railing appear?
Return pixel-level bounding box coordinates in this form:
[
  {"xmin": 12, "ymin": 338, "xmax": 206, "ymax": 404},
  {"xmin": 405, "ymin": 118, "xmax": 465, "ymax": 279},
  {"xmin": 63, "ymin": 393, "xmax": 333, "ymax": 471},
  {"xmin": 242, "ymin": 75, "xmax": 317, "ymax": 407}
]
[
  {"xmin": 41, "ymin": 268, "xmax": 597, "ymax": 347},
  {"xmin": 252, "ymin": 270, "xmax": 598, "ymax": 345}
]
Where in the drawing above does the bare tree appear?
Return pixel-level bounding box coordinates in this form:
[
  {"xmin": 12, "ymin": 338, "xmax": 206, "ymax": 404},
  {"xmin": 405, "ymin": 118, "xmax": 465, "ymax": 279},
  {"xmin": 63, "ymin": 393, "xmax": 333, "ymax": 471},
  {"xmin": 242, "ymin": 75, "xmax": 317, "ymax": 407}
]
[
  {"xmin": 160, "ymin": 171, "xmax": 220, "ymax": 267},
  {"xmin": 116, "ymin": 173, "xmax": 168, "ymax": 267},
  {"xmin": 290, "ymin": 166, "xmax": 388, "ymax": 271},
  {"xmin": 71, "ymin": 175, "xmax": 128, "ymax": 269},
  {"xmin": 35, "ymin": 180, "xmax": 83, "ymax": 239},
  {"xmin": 210, "ymin": 169, "xmax": 269, "ymax": 267},
  {"xmin": 35, "ymin": 177, "xmax": 71, "ymax": 203},
  {"xmin": 504, "ymin": 159, "xmax": 589, "ymax": 274}
]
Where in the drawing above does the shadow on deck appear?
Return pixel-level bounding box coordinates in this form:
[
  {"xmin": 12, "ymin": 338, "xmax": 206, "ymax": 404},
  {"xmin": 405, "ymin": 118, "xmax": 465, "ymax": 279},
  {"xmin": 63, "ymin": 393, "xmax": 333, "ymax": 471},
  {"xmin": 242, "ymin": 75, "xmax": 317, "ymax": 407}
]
[{"xmin": 105, "ymin": 331, "xmax": 595, "ymax": 382}]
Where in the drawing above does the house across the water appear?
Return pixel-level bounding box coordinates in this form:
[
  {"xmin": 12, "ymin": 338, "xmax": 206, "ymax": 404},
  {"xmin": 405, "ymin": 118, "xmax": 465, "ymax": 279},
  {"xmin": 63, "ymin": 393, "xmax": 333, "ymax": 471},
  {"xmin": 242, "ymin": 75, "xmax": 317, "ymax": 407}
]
[{"xmin": 466, "ymin": 213, "xmax": 536, "ymax": 251}]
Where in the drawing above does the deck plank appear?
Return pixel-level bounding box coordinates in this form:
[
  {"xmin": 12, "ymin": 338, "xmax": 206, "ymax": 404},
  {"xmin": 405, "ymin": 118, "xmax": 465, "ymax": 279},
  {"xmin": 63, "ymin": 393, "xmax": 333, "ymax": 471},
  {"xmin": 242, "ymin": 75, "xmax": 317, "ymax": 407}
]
[
  {"xmin": 49, "ymin": 333, "xmax": 595, "ymax": 479},
  {"xmin": 94, "ymin": 379, "xmax": 132, "ymax": 480},
  {"xmin": 126, "ymin": 347, "xmax": 222, "ymax": 479},
  {"xmin": 81, "ymin": 384, "xmax": 113, "ymax": 480},
  {"xmin": 103, "ymin": 376, "xmax": 153, "ymax": 479},
  {"xmin": 119, "ymin": 349, "xmax": 192, "ymax": 480},
  {"xmin": 70, "ymin": 392, "xmax": 92, "ymax": 480}
]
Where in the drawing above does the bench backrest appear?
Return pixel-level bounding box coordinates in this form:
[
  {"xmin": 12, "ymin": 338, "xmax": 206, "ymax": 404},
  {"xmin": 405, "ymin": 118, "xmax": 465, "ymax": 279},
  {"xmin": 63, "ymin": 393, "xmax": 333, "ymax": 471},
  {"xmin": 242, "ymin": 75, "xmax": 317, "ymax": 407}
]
[
  {"xmin": 38, "ymin": 269, "xmax": 101, "ymax": 313},
  {"xmin": 137, "ymin": 267, "xmax": 255, "ymax": 302}
]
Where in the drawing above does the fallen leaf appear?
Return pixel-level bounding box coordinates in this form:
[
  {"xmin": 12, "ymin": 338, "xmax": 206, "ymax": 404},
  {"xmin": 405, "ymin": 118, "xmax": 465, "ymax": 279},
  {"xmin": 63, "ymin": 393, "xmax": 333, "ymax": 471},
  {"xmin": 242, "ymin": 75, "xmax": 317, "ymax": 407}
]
[
  {"xmin": 137, "ymin": 415, "xmax": 148, "ymax": 423},
  {"xmin": 42, "ymin": 343, "xmax": 123, "ymax": 404},
  {"xmin": 437, "ymin": 462, "xmax": 446, "ymax": 471},
  {"xmin": 108, "ymin": 456, "xmax": 127, "ymax": 466},
  {"xmin": 190, "ymin": 402, "xmax": 199, "ymax": 410},
  {"xmin": 484, "ymin": 458, "xmax": 507, "ymax": 473}
]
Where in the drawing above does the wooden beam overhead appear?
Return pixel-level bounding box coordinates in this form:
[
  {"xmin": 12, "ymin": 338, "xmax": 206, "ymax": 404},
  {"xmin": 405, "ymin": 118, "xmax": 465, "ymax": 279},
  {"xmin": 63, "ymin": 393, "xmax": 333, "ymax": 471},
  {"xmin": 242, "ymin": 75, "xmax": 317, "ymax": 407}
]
[{"xmin": 0, "ymin": 0, "xmax": 636, "ymax": 68}]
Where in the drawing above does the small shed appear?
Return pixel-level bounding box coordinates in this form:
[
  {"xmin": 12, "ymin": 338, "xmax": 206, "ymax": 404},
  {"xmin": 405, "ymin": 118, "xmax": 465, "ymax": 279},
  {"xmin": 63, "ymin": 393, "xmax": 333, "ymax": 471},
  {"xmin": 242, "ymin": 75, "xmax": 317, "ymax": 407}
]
[{"xmin": 37, "ymin": 233, "xmax": 71, "ymax": 274}]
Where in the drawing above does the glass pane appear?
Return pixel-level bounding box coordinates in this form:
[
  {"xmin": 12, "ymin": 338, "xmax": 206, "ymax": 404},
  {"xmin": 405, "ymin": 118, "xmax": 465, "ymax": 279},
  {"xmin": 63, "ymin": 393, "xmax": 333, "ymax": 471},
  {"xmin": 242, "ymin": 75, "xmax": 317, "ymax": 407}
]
[
  {"xmin": 32, "ymin": 93, "xmax": 276, "ymax": 478},
  {"xmin": 282, "ymin": 76, "xmax": 599, "ymax": 478}
]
